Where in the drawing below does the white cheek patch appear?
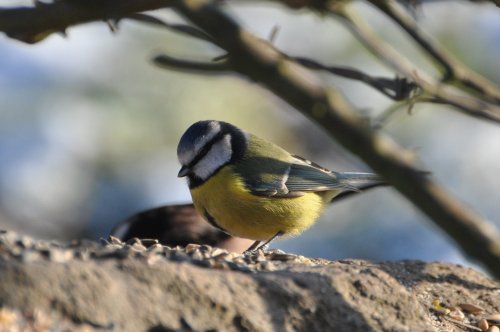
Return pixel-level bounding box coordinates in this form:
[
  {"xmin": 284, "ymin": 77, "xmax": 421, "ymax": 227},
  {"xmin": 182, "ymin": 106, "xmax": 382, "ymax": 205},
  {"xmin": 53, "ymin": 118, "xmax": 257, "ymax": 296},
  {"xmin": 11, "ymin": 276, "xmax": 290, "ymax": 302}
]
[{"xmin": 192, "ymin": 134, "xmax": 232, "ymax": 180}]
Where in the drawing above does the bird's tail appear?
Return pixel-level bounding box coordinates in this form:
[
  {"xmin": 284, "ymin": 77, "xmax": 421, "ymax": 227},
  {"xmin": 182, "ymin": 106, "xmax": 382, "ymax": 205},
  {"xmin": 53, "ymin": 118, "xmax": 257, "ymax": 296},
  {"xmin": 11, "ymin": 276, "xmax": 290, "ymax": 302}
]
[{"xmin": 333, "ymin": 172, "xmax": 387, "ymax": 202}]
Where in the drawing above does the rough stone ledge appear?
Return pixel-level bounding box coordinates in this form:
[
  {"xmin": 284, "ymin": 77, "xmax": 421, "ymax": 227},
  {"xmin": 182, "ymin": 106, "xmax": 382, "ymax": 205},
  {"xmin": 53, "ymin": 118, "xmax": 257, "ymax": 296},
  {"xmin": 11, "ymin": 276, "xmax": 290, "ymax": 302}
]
[{"xmin": 0, "ymin": 231, "xmax": 498, "ymax": 331}]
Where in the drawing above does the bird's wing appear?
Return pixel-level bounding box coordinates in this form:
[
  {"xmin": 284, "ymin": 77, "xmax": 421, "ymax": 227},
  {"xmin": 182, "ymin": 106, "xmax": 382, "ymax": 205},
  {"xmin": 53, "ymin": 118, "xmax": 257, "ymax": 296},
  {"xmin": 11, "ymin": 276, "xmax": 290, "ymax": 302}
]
[
  {"xmin": 235, "ymin": 134, "xmax": 383, "ymax": 197},
  {"xmin": 283, "ymin": 156, "xmax": 361, "ymax": 194},
  {"xmin": 287, "ymin": 155, "xmax": 384, "ymax": 192},
  {"xmin": 241, "ymin": 153, "xmax": 382, "ymax": 197}
]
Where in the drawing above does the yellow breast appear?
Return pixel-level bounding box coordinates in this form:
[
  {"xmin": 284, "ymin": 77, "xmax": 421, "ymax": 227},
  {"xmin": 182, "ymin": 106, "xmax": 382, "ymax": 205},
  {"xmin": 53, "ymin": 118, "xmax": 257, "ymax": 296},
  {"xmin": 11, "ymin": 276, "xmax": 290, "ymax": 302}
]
[{"xmin": 190, "ymin": 166, "xmax": 336, "ymax": 241}]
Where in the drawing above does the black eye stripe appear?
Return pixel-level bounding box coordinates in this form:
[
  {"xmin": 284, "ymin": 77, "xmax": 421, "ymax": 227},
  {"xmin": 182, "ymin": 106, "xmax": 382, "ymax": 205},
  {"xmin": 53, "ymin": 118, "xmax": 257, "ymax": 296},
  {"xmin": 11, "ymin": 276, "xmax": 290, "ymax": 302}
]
[
  {"xmin": 187, "ymin": 122, "xmax": 247, "ymax": 189},
  {"xmin": 187, "ymin": 132, "xmax": 227, "ymax": 169}
]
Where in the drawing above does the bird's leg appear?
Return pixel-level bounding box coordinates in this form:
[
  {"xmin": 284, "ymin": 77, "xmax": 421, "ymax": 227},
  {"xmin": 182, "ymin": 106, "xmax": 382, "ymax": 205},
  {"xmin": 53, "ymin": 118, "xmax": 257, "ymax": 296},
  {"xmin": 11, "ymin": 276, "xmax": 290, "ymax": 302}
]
[
  {"xmin": 244, "ymin": 240, "xmax": 262, "ymax": 253},
  {"xmin": 244, "ymin": 231, "xmax": 284, "ymax": 253},
  {"xmin": 250, "ymin": 231, "xmax": 284, "ymax": 253}
]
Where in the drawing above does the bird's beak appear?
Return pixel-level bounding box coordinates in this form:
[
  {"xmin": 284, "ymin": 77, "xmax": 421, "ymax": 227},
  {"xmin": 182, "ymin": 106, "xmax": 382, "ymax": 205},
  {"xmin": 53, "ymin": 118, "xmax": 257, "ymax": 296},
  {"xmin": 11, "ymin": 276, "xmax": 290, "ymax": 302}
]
[{"xmin": 178, "ymin": 166, "xmax": 190, "ymax": 177}]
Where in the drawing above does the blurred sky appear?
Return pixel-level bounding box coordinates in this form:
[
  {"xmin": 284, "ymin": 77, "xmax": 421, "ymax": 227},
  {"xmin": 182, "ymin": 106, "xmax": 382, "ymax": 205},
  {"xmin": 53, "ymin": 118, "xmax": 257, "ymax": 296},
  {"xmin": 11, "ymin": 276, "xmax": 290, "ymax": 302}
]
[{"xmin": 0, "ymin": 1, "xmax": 499, "ymax": 270}]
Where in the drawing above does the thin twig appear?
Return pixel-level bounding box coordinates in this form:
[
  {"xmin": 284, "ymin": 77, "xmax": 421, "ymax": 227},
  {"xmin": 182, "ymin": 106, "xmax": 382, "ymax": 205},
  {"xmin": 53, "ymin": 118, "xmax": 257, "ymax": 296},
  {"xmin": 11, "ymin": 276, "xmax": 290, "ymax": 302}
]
[
  {"xmin": 292, "ymin": 56, "xmax": 420, "ymax": 100},
  {"xmin": 154, "ymin": 54, "xmax": 232, "ymax": 73},
  {"xmin": 332, "ymin": 6, "xmax": 500, "ymax": 123},
  {"xmin": 368, "ymin": 1, "xmax": 500, "ymax": 105}
]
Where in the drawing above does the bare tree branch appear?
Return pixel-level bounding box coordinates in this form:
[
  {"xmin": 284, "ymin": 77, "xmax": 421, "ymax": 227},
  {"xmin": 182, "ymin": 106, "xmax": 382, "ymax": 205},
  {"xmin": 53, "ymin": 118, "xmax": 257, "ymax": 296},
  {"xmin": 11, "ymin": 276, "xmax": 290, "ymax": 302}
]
[
  {"xmin": 0, "ymin": 0, "xmax": 172, "ymax": 43},
  {"xmin": 169, "ymin": 0, "xmax": 500, "ymax": 277},
  {"xmin": 141, "ymin": 13, "xmax": 422, "ymax": 100},
  {"xmin": 1, "ymin": 0, "xmax": 499, "ymax": 124},
  {"xmin": 368, "ymin": 0, "xmax": 500, "ymax": 105},
  {"xmin": 154, "ymin": 50, "xmax": 422, "ymax": 100},
  {"xmin": 332, "ymin": 5, "xmax": 500, "ymax": 123}
]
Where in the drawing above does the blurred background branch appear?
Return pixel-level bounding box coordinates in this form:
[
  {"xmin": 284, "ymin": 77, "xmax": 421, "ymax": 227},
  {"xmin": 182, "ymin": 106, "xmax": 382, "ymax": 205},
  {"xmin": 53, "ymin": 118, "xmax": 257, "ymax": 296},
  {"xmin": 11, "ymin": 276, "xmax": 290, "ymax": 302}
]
[
  {"xmin": 1, "ymin": 0, "xmax": 500, "ymax": 277},
  {"xmin": 368, "ymin": 1, "xmax": 500, "ymax": 104},
  {"xmin": 1, "ymin": 0, "xmax": 500, "ymax": 120},
  {"xmin": 333, "ymin": 5, "xmax": 500, "ymax": 122}
]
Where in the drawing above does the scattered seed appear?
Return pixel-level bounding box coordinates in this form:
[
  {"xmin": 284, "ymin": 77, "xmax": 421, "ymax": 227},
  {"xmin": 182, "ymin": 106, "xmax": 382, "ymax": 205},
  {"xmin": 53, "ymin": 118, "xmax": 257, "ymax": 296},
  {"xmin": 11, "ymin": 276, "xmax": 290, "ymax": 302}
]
[
  {"xmin": 129, "ymin": 243, "xmax": 147, "ymax": 252},
  {"xmin": 444, "ymin": 317, "xmax": 482, "ymax": 331},
  {"xmin": 105, "ymin": 244, "xmax": 124, "ymax": 251},
  {"xmin": 459, "ymin": 303, "xmax": 484, "ymax": 315},
  {"xmin": 139, "ymin": 239, "xmax": 159, "ymax": 246},
  {"xmin": 211, "ymin": 248, "xmax": 228, "ymax": 257},
  {"xmin": 486, "ymin": 314, "xmax": 500, "ymax": 324},
  {"xmin": 478, "ymin": 319, "xmax": 489, "ymax": 331},
  {"xmin": 191, "ymin": 251, "xmax": 204, "ymax": 261},
  {"xmin": 224, "ymin": 252, "xmax": 241, "ymax": 261},
  {"xmin": 108, "ymin": 236, "xmax": 122, "ymax": 245},
  {"xmin": 199, "ymin": 244, "xmax": 212, "ymax": 253},
  {"xmin": 146, "ymin": 244, "xmax": 164, "ymax": 253},
  {"xmin": 448, "ymin": 307, "xmax": 465, "ymax": 321},
  {"xmin": 185, "ymin": 243, "xmax": 200, "ymax": 253}
]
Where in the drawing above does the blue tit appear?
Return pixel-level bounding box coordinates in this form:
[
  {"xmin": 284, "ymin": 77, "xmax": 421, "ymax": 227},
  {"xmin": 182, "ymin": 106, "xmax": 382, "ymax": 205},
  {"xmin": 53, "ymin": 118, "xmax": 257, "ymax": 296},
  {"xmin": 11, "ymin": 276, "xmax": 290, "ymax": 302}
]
[{"xmin": 177, "ymin": 120, "xmax": 384, "ymax": 252}]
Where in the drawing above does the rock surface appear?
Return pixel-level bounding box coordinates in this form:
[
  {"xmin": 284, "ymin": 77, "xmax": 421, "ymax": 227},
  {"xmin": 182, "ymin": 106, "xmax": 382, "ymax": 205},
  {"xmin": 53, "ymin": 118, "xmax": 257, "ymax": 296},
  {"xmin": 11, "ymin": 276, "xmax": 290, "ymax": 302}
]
[{"xmin": 0, "ymin": 231, "xmax": 498, "ymax": 332}]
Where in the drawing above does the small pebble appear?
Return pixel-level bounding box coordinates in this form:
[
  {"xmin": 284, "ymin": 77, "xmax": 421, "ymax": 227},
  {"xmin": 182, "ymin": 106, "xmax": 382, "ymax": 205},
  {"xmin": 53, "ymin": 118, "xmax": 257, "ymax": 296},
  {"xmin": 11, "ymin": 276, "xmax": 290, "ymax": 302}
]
[
  {"xmin": 48, "ymin": 249, "xmax": 73, "ymax": 263},
  {"xmin": 146, "ymin": 254, "xmax": 163, "ymax": 265},
  {"xmin": 21, "ymin": 250, "xmax": 40, "ymax": 263}
]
